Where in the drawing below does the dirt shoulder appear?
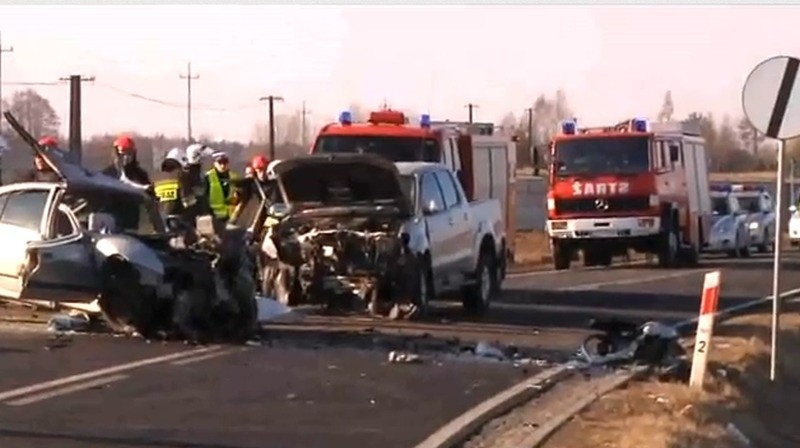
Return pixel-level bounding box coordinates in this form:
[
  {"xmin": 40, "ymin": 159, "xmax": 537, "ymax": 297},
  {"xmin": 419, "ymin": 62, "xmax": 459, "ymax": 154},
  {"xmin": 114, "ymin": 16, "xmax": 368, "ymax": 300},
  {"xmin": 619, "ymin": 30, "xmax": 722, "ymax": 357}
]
[{"xmin": 542, "ymin": 302, "xmax": 800, "ymax": 448}]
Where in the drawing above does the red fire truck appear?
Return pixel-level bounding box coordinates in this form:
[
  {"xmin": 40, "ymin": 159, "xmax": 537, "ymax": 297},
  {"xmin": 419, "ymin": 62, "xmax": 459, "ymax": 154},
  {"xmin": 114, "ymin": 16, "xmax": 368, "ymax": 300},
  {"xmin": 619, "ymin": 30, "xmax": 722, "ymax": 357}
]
[
  {"xmin": 311, "ymin": 109, "xmax": 518, "ymax": 260},
  {"xmin": 545, "ymin": 117, "xmax": 712, "ymax": 269}
]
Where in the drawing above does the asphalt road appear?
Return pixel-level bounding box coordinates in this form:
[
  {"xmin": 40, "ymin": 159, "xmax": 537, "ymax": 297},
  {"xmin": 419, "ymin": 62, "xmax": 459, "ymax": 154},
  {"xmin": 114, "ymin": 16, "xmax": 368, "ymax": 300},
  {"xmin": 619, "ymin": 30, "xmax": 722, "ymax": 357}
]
[{"xmin": 0, "ymin": 250, "xmax": 797, "ymax": 448}]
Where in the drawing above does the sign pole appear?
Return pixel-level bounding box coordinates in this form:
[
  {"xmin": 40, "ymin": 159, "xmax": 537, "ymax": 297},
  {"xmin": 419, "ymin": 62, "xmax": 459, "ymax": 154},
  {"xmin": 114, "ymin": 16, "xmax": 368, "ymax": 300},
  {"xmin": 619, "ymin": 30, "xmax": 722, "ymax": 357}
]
[
  {"xmin": 689, "ymin": 270, "xmax": 721, "ymax": 389},
  {"xmin": 742, "ymin": 55, "xmax": 800, "ymax": 382},
  {"xmin": 771, "ymin": 138, "xmax": 786, "ymax": 381}
]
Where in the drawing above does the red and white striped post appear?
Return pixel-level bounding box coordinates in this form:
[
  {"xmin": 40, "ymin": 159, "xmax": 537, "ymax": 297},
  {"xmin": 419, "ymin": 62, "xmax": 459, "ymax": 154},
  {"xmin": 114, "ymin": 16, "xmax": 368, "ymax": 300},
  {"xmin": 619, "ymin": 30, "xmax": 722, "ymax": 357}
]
[{"xmin": 689, "ymin": 270, "xmax": 722, "ymax": 389}]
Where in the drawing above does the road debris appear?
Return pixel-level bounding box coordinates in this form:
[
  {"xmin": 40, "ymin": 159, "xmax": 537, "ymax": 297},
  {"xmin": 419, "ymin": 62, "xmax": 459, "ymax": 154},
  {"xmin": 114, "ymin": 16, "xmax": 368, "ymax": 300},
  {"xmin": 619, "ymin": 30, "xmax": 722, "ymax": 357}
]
[
  {"xmin": 47, "ymin": 311, "xmax": 91, "ymax": 333},
  {"xmin": 578, "ymin": 318, "xmax": 687, "ymax": 375},
  {"xmin": 388, "ymin": 351, "xmax": 423, "ymax": 363}
]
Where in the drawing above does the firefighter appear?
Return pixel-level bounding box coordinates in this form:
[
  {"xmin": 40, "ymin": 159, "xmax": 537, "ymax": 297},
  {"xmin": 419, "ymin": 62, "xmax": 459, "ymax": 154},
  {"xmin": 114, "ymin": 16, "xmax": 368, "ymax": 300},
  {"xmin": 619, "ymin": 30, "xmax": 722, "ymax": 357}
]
[
  {"xmin": 153, "ymin": 147, "xmax": 188, "ymax": 218},
  {"xmin": 16, "ymin": 136, "xmax": 63, "ymax": 183},
  {"xmin": 102, "ymin": 135, "xmax": 152, "ymax": 190},
  {"xmin": 184, "ymin": 143, "xmax": 214, "ymax": 219},
  {"xmin": 204, "ymin": 150, "xmax": 239, "ymax": 222}
]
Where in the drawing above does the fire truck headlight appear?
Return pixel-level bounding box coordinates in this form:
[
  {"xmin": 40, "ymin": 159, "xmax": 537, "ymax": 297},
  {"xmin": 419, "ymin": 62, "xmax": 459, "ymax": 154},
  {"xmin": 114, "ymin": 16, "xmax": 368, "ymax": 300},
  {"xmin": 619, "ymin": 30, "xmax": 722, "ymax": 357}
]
[
  {"xmin": 649, "ymin": 195, "xmax": 659, "ymax": 207},
  {"xmin": 547, "ymin": 198, "xmax": 555, "ymax": 210}
]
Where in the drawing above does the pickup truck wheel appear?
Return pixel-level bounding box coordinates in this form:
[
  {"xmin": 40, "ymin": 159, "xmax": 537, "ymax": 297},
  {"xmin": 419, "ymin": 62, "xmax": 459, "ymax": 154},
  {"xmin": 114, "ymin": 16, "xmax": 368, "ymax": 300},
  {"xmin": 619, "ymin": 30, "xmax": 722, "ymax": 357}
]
[
  {"xmin": 412, "ymin": 257, "xmax": 433, "ymax": 316},
  {"xmin": 463, "ymin": 251, "xmax": 497, "ymax": 316}
]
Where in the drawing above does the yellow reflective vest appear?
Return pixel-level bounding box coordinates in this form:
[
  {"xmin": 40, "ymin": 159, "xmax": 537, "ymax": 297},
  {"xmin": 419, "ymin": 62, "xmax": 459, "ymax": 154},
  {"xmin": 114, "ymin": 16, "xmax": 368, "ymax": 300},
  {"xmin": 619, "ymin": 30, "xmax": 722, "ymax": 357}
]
[{"xmin": 206, "ymin": 169, "xmax": 238, "ymax": 220}]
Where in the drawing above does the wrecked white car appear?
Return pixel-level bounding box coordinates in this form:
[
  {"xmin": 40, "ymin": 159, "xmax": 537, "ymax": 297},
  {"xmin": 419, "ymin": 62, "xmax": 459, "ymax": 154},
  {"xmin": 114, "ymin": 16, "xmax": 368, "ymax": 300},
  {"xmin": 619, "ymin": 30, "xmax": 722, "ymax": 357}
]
[
  {"xmin": 0, "ymin": 111, "xmax": 258, "ymax": 341},
  {"xmin": 261, "ymin": 154, "xmax": 506, "ymax": 318}
]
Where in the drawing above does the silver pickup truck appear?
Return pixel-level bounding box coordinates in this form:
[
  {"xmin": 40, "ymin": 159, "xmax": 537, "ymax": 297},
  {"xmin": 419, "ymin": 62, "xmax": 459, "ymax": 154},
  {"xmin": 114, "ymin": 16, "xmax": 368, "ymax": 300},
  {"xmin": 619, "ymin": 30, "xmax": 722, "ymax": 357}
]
[{"xmin": 261, "ymin": 154, "xmax": 506, "ymax": 318}]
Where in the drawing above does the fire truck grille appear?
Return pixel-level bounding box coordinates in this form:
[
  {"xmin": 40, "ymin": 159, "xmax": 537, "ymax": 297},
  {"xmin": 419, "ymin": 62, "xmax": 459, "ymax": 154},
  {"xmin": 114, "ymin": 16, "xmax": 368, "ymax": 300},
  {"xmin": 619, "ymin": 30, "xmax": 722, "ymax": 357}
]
[{"xmin": 555, "ymin": 196, "xmax": 651, "ymax": 214}]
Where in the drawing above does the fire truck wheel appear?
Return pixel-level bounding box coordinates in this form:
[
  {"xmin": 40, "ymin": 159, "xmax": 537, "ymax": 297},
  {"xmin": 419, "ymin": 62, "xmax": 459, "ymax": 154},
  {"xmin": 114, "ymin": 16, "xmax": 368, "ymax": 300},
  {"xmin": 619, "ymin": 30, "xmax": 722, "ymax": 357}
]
[
  {"xmin": 552, "ymin": 240, "xmax": 572, "ymax": 270},
  {"xmin": 657, "ymin": 228, "xmax": 679, "ymax": 268}
]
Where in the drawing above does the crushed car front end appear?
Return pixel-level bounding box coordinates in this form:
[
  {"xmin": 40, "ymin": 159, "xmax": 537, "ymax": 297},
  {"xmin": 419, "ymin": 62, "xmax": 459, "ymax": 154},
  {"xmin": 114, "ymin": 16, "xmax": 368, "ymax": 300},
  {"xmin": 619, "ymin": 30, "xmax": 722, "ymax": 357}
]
[{"xmin": 262, "ymin": 154, "xmax": 416, "ymax": 314}]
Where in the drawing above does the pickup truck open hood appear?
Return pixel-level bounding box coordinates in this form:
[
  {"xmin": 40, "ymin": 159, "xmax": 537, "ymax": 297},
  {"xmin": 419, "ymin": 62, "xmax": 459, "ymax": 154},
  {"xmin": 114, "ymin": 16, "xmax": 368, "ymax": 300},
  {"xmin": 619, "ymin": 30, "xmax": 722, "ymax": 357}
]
[
  {"xmin": 273, "ymin": 153, "xmax": 412, "ymax": 217},
  {"xmin": 2, "ymin": 111, "xmax": 145, "ymax": 197}
]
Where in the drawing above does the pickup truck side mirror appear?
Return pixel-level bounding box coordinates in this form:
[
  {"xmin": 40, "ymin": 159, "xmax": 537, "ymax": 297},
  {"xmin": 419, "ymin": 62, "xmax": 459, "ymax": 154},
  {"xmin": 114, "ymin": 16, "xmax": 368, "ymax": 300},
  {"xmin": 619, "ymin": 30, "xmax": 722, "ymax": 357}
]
[{"xmin": 423, "ymin": 200, "xmax": 441, "ymax": 216}]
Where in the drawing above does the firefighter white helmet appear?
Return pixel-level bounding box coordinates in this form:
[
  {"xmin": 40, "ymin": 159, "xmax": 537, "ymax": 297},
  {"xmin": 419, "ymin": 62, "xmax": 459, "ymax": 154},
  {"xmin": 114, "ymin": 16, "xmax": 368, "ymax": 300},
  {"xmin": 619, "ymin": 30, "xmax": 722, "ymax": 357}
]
[
  {"xmin": 165, "ymin": 147, "xmax": 187, "ymax": 166},
  {"xmin": 266, "ymin": 159, "xmax": 281, "ymax": 180},
  {"xmin": 186, "ymin": 143, "xmax": 213, "ymax": 165}
]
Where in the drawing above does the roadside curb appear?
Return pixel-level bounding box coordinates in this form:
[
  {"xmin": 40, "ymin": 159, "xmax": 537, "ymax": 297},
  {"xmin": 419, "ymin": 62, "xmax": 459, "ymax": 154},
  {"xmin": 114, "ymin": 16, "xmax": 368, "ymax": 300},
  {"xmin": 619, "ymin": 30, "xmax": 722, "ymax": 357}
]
[
  {"xmin": 412, "ymin": 362, "xmax": 578, "ymax": 448},
  {"xmin": 419, "ymin": 287, "xmax": 800, "ymax": 448}
]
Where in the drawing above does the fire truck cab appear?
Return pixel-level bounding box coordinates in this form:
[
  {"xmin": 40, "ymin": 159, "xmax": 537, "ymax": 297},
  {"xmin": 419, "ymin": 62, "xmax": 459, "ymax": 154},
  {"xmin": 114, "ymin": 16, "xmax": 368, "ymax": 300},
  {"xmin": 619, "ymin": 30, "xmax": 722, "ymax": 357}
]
[
  {"xmin": 311, "ymin": 109, "xmax": 518, "ymax": 260},
  {"xmin": 545, "ymin": 117, "xmax": 712, "ymax": 269}
]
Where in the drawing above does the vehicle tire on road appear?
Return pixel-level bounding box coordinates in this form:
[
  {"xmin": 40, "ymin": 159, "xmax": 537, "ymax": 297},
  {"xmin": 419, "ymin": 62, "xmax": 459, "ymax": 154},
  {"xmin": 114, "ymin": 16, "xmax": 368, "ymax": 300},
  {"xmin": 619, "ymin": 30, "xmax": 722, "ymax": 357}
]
[
  {"xmin": 463, "ymin": 249, "xmax": 498, "ymax": 316},
  {"xmin": 757, "ymin": 230, "xmax": 772, "ymax": 253},
  {"xmin": 552, "ymin": 239, "xmax": 571, "ymax": 270},
  {"xmin": 657, "ymin": 227, "xmax": 679, "ymax": 268},
  {"xmin": 411, "ymin": 255, "xmax": 433, "ymax": 317},
  {"xmin": 99, "ymin": 258, "xmax": 160, "ymax": 338}
]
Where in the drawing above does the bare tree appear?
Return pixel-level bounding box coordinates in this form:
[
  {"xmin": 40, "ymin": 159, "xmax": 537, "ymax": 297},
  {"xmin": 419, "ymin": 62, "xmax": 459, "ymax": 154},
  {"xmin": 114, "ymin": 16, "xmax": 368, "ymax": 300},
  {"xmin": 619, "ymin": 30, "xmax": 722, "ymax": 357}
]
[
  {"xmin": 6, "ymin": 89, "xmax": 60, "ymax": 139},
  {"xmin": 736, "ymin": 115, "xmax": 764, "ymax": 155},
  {"xmin": 657, "ymin": 91, "xmax": 674, "ymax": 122}
]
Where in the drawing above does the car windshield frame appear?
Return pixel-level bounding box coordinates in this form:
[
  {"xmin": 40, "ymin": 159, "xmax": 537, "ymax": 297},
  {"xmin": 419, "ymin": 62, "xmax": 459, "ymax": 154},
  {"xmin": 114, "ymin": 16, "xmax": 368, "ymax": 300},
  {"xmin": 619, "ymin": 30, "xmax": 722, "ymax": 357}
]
[
  {"xmin": 712, "ymin": 196, "xmax": 732, "ymax": 216},
  {"xmin": 61, "ymin": 187, "xmax": 166, "ymax": 236},
  {"xmin": 553, "ymin": 136, "xmax": 650, "ymax": 177},
  {"xmin": 314, "ymin": 135, "xmax": 441, "ymax": 162},
  {"xmin": 734, "ymin": 194, "xmax": 763, "ymax": 213},
  {"xmin": 399, "ymin": 174, "xmax": 416, "ymax": 210}
]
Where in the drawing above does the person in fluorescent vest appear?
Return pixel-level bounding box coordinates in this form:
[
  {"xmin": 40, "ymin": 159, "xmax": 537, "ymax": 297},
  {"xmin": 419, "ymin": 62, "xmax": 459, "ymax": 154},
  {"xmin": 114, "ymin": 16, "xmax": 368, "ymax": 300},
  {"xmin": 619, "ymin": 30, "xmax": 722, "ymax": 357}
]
[
  {"xmin": 153, "ymin": 147, "xmax": 188, "ymax": 217},
  {"xmin": 204, "ymin": 150, "xmax": 239, "ymax": 222}
]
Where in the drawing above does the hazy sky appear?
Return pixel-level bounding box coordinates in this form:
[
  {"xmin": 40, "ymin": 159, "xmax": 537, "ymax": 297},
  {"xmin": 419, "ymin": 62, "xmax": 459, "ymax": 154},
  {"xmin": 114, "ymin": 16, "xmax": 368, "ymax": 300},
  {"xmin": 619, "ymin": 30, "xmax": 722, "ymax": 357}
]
[{"xmin": 1, "ymin": 5, "xmax": 799, "ymax": 142}]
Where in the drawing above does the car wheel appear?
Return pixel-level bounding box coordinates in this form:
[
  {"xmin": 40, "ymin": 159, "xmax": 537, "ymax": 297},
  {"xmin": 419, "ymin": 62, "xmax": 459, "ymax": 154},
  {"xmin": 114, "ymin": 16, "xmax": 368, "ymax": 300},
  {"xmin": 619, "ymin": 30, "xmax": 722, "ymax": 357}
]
[
  {"xmin": 463, "ymin": 249, "xmax": 497, "ymax": 316},
  {"xmin": 737, "ymin": 230, "xmax": 751, "ymax": 258},
  {"xmin": 757, "ymin": 230, "xmax": 772, "ymax": 253}
]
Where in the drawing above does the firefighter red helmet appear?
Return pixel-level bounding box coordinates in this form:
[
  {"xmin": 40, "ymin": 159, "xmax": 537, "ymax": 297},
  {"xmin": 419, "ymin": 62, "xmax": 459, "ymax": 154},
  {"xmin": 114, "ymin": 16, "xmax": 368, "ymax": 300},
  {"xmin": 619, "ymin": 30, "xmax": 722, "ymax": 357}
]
[
  {"xmin": 38, "ymin": 136, "xmax": 58, "ymax": 147},
  {"xmin": 113, "ymin": 135, "xmax": 135, "ymax": 153},
  {"xmin": 251, "ymin": 155, "xmax": 269, "ymax": 171}
]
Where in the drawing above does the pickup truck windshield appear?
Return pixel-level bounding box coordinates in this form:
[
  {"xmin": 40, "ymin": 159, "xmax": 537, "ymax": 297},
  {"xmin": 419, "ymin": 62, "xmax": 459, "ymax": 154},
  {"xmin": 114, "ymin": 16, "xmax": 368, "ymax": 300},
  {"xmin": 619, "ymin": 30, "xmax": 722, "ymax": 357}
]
[
  {"xmin": 399, "ymin": 175, "xmax": 415, "ymax": 207},
  {"xmin": 314, "ymin": 135, "xmax": 440, "ymax": 162},
  {"xmin": 554, "ymin": 136, "xmax": 650, "ymax": 176}
]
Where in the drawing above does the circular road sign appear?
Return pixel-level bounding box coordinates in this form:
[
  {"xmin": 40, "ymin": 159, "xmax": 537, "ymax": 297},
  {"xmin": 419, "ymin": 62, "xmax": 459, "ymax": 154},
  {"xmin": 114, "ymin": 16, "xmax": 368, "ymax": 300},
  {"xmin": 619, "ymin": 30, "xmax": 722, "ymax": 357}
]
[{"xmin": 742, "ymin": 55, "xmax": 800, "ymax": 140}]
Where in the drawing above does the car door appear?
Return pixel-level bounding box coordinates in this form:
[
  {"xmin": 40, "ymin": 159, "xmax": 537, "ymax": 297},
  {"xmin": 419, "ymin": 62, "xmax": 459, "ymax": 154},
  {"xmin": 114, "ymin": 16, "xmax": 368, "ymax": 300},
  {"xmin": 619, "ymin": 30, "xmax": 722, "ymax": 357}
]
[
  {"xmin": 0, "ymin": 187, "xmax": 56, "ymax": 299},
  {"xmin": 418, "ymin": 172, "xmax": 454, "ymax": 287},
  {"xmin": 20, "ymin": 199, "xmax": 101, "ymax": 304},
  {"xmin": 433, "ymin": 169, "xmax": 472, "ymax": 276}
]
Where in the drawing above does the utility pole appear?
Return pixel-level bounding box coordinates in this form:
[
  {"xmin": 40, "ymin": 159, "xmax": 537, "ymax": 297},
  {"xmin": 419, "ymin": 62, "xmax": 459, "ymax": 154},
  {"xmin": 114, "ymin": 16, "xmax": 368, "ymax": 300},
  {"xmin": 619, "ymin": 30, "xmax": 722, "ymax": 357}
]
[
  {"xmin": 58, "ymin": 75, "xmax": 95, "ymax": 166},
  {"xmin": 301, "ymin": 100, "xmax": 311, "ymax": 148},
  {"xmin": 259, "ymin": 95, "xmax": 284, "ymax": 160},
  {"xmin": 179, "ymin": 62, "xmax": 199, "ymax": 143},
  {"xmin": 465, "ymin": 103, "xmax": 479, "ymax": 123},
  {"xmin": 526, "ymin": 107, "xmax": 539, "ymax": 176}
]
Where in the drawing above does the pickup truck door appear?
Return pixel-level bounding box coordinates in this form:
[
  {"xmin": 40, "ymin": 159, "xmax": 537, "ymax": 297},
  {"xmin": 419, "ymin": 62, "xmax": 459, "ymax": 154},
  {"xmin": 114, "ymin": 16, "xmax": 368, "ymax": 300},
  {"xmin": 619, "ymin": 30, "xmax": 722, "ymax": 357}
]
[
  {"xmin": 433, "ymin": 170, "xmax": 473, "ymax": 276},
  {"xmin": 418, "ymin": 172, "xmax": 457, "ymax": 287}
]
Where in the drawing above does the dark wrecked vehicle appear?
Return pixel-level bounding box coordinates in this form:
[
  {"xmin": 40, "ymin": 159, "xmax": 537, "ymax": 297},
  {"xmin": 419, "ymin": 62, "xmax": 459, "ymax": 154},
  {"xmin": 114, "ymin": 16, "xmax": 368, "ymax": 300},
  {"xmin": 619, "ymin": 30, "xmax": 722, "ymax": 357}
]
[
  {"xmin": 0, "ymin": 111, "xmax": 258, "ymax": 341},
  {"xmin": 260, "ymin": 153, "xmax": 420, "ymax": 317}
]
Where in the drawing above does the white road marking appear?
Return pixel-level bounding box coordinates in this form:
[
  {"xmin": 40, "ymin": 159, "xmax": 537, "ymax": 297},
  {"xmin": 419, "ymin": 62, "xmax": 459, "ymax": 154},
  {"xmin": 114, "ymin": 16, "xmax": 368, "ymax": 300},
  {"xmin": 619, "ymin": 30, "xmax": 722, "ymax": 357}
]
[
  {"xmin": 493, "ymin": 302, "xmax": 692, "ymax": 320},
  {"xmin": 0, "ymin": 345, "xmax": 221, "ymax": 403},
  {"xmin": 170, "ymin": 348, "xmax": 241, "ymax": 366},
  {"xmin": 5, "ymin": 374, "xmax": 129, "ymax": 406},
  {"xmin": 507, "ymin": 259, "xmax": 648, "ymax": 279},
  {"xmin": 556, "ymin": 269, "xmax": 707, "ymax": 291}
]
